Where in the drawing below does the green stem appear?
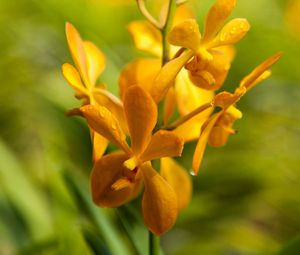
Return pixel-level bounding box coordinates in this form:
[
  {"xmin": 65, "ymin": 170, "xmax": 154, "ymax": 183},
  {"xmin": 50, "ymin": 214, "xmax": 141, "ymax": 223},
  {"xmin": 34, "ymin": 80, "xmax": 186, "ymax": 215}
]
[{"xmin": 149, "ymin": 231, "xmax": 160, "ymax": 255}]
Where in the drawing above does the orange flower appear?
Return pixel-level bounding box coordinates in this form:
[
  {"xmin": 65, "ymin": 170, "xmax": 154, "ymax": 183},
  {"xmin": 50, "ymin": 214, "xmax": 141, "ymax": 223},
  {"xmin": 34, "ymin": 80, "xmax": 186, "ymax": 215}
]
[
  {"xmin": 192, "ymin": 52, "xmax": 282, "ymax": 175},
  {"xmin": 80, "ymin": 86, "xmax": 184, "ymax": 235}
]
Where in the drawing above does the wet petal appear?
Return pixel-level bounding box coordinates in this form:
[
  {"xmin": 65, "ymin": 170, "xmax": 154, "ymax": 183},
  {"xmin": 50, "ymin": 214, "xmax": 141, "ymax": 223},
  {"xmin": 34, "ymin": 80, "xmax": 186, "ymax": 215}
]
[
  {"xmin": 91, "ymin": 153, "xmax": 135, "ymax": 207},
  {"xmin": 152, "ymin": 50, "xmax": 194, "ymax": 103},
  {"xmin": 84, "ymin": 41, "xmax": 106, "ymax": 86},
  {"xmin": 203, "ymin": 0, "xmax": 237, "ymax": 42},
  {"xmin": 65, "ymin": 22, "xmax": 89, "ymax": 85},
  {"xmin": 80, "ymin": 104, "xmax": 131, "ymax": 154},
  {"xmin": 160, "ymin": 158, "xmax": 192, "ymax": 210},
  {"xmin": 168, "ymin": 19, "xmax": 201, "ymax": 52},
  {"xmin": 140, "ymin": 130, "xmax": 184, "ymax": 162},
  {"xmin": 240, "ymin": 52, "xmax": 282, "ymax": 90},
  {"xmin": 128, "ymin": 21, "xmax": 162, "ymax": 57},
  {"xmin": 123, "ymin": 86, "xmax": 157, "ymax": 156},
  {"xmin": 141, "ymin": 163, "xmax": 178, "ymax": 235},
  {"xmin": 209, "ymin": 18, "xmax": 250, "ymax": 48},
  {"xmin": 192, "ymin": 112, "xmax": 223, "ymax": 175},
  {"xmin": 119, "ymin": 58, "xmax": 161, "ymax": 100},
  {"xmin": 62, "ymin": 63, "xmax": 87, "ymax": 95}
]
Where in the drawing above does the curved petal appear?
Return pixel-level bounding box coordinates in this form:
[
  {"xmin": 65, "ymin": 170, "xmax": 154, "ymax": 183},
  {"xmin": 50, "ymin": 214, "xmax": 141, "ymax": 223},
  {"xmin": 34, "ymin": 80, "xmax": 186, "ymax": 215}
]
[
  {"xmin": 128, "ymin": 21, "xmax": 162, "ymax": 57},
  {"xmin": 84, "ymin": 41, "xmax": 106, "ymax": 86},
  {"xmin": 192, "ymin": 112, "xmax": 223, "ymax": 175},
  {"xmin": 240, "ymin": 52, "xmax": 282, "ymax": 90},
  {"xmin": 141, "ymin": 163, "xmax": 178, "ymax": 236},
  {"xmin": 91, "ymin": 153, "xmax": 136, "ymax": 207},
  {"xmin": 62, "ymin": 63, "xmax": 87, "ymax": 95},
  {"xmin": 160, "ymin": 158, "xmax": 192, "ymax": 211},
  {"xmin": 140, "ymin": 130, "xmax": 184, "ymax": 162},
  {"xmin": 123, "ymin": 86, "xmax": 157, "ymax": 156},
  {"xmin": 213, "ymin": 87, "xmax": 246, "ymax": 109},
  {"xmin": 65, "ymin": 22, "xmax": 89, "ymax": 86},
  {"xmin": 163, "ymin": 87, "xmax": 176, "ymax": 126},
  {"xmin": 202, "ymin": 0, "xmax": 237, "ymax": 42},
  {"xmin": 119, "ymin": 58, "xmax": 161, "ymax": 100},
  {"xmin": 167, "ymin": 19, "xmax": 201, "ymax": 52},
  {"xmin": 92, "ymin": 130, "xmax": 109, "ymax": 162},
  {"xmin": 173, "ymin": 4, "xmax": 195, "ymax": 26},
  {"xmin": 80, "ymin": 104, "xmax": 131, "ymax": 154},
  {"xmin": 209, "ymin": 18, "xmax": 250, "ymax": 48}
]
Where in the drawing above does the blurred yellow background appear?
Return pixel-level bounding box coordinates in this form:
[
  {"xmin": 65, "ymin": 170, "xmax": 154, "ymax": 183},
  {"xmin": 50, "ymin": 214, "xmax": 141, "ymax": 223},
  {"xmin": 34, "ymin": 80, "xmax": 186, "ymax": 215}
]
[{"xmin": 0, "ymin": 0, "xmax": 300, "ymax": 254}]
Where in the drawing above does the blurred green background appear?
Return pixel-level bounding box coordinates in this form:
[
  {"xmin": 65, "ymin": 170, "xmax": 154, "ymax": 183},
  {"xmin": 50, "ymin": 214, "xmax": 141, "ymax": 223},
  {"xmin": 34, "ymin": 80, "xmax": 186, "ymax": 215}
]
[{"xmin": 0, "ymin": 0, "xmax": 300, "ymax": 254}]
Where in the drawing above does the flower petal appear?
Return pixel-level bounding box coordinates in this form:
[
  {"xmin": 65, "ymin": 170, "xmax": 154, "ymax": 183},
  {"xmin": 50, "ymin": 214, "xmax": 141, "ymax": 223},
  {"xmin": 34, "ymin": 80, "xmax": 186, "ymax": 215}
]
[
  {"xmin": 240, "ymin": 52, "xmax": 282, "ymax": 90},
  {"xmin": 91, "ymin": 153, "xmax": 136, "ymax": 207},
  {"xmin": 163, "ymin": 87, "xmax": 176, "ymax": 126},
  {"xmin": 152, "ymin": 50, "xmax": 194, "ymax": 103},
  {"xmin": 84, "ymin": 41, "xmax": 106, "ymax": 86},
  {"xmin": 173, "ymin": 5, "xmax": 195, "ymax": 26},
  {"xmin": 80, "ymin": 104, "xmax": 131, "ymax": 154},
  {"xmin": 209, "ymin": 18, "xmax": 250, "ymax": 48},
  {"xmin": 62, "ymin": 63, "xmax": 87, "ymax": 95},
  {"xmin": 192, "ymin": 112, "xmax": 223, "ymax": 175},
  {"xmin": 123, "ymin": 86, "xmax": 157, "ymax": 156},
  {"xmin": 65, "ymin": 22, "xmax": 89, "ymax": 86},
  {"xmin": 128, "ymin": 21, "xmax": 162, "ymax": 57},
  {"xmin": 92, "ymin": 130, "xmax": 109, "ymax": 162},
  {"xmin": 203, "ymin": 0, "xmax": 237, "ymax": 42},
  {"xmin": 140, "ymin": 130, "xmax": 184, "ymax": 162},
  {"xmin": 168, "ymin": 19, "xmax": 201, "ymax": 52},
  {"xmin": 119, "ymin": 58, "xmax": 161, "ymax": 100},
  {"xmin": 213, "ymin": 87, "xmax": 246, "ymax": 109},
  {"xmin": 141, "ymin": 163, "xmax": 178, "ymax": 235},
  {"xmin": 160, "ymin": 158, "xmax": 192, "ymax": 210}
]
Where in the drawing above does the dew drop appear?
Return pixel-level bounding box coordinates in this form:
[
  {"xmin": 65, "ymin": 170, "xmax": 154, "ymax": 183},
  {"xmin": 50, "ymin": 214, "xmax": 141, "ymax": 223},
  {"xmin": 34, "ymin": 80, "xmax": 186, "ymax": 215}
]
[
  {"xmin": 111, "ymin": 122, "xmax": 117, "ymax": 130},
  {"xmin": 230, "ymin": 27, "xmax": 237, "ymax": 35},
  {"xmin": 220, "ymin": 32, "xmax": 228, "ymax": 42},
  {"xmin": 99, "ymin": 108, "xmax": 105, "ymax": 117},
  {"xmin": 189, "ymin": 169, "xmax": 196, "ymax": 176}
]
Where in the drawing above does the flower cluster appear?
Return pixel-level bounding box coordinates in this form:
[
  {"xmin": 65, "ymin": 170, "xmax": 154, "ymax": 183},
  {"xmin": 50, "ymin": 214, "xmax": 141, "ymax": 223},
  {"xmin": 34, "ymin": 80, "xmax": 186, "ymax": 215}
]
[{"xmin": 62, "ymin": 0, "xmax": 280, "ymax": 236}]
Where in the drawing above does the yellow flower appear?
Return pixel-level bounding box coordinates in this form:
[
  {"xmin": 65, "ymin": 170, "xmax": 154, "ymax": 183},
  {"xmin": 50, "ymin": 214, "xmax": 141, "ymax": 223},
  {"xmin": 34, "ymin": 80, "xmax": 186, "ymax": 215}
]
[
  {"xmin": 62, "ymin": 22, "xmax": 126, "ymax": 161},
  {"xmin": 152, "ymin": 0, "xmax": 249, "ymax": 101},
  {"xmin": 192, "ymin": 52, "xmax": 282, "ymax": 175},
  {"xmin": 80, "ymin": 85, "xmax": 185, "ymax": 235},
  {"xmin": 121, "ymin": 5, "xmax": 213, "ymax": 141}
]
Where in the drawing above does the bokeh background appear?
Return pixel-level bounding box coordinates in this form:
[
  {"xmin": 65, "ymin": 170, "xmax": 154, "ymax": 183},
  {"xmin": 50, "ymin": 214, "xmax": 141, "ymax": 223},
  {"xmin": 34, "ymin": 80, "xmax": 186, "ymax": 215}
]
[{"xmin": 0, "ymin": 0, "xmax": 300, "ymax": 254}]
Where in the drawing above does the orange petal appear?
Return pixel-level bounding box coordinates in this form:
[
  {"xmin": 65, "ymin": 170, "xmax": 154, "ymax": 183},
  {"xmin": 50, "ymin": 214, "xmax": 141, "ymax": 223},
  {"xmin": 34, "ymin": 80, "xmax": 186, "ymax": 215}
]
[
  {"xmin": 91, "ymin": 153, "xmax": 136, "ymax": 207},
  {"xmin": 213, "ymin": 87, "xmax": 246, "ymax": 109},
  {"xmin": 167, "ymin": 19, "xmax": 201, "ymax": 52},
  {"xmin": 160, "ymin": 158, "xmax": 192, "ymax": 210},
  {"xmin": 65, "ymin": 22, "xmax": 89, "ymax": 86},
  {"xmin": 192, "ymin": 112, "xmax": 223, "ymax": 175},
  {"xmin": 62, "ymin": 63, "xmax": 87, "ymax": 95},
  {"xmin": 80, "ymin": 104, "xmax": 131, "ymax": 154},
  {"xmin": 209, "ymin": 18, "xmax": 250, "ymax": 48},
  {"xmin": 202, "ymin": 0, "xmax": 237, "ymax": 43},
  {"xmin": 240, "ymin": 52, "xmax": 282, "ymax": 90},
  {"xmin": 163, "ymin": 87, "xmax": 176, "ymax": 126},
  {"xmin": 128, "ymin": 21, "xmax": 162, "ymax": 57},
  {"xmin": 92, "ymin": 130, "xmax": 109, "ymax": 162},
  {"xmin": 84, "ymin": 41, "xmax": 106, "ymax": 86},
  {"xmin": 173, "ymin": 4, "xmax": 195, "ymax": 26},
  {"xmin": 141, "ymin": 163, "xmax": 178, "ymax": 235},
  {"xmin": 123, "ymin": 86, "xmax": 157, "ymax": 156},
  {"xmin": 140, "ymin": 130, "xmax": 184, "ymax": 162},
  {"xmin": 151, "ymin": 50, "xmax": 194, "ymax": 103},
  {"xmin": 119, "ymin": 58, "xmax": 161, "ymax": 100}
]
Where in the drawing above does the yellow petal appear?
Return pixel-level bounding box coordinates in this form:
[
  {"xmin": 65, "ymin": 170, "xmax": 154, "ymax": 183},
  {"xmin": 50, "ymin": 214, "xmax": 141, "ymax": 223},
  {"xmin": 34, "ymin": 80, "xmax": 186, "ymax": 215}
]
[
  {"xmin": 209, "ymin": 18, "xmax": 250, "ymax": 48},
  {"xmin": 160, "ymin": 158, "xmax": 192, "ymax": 211},
  {"xmin": 151, "ymin": 50, "xmax": 194, "ymax": 103},
  {"xmin": 91, "ymin": 153, "xmax": 136, "ymax": 207},
  {"xmin": 163, "ymin": 87, "xmax": 176, "ymax": 126},
  {"xmin": 123, "ymin": 86, "xmax": 157, "ymax": 156},
  {"xmin": 203, "ymin": 0, "xmax": 237, "ymax": 42},
  {"xmin": 167, "ymin": 19, "xmax": 201, "ymax": 52},
  {"xmin": 213, "ymin": 87, "xmax": 246, "ymax": 109},
  {"xmin": 119, "ymin": 58, "xmax": 161, "ymax": 100},
  {"xmin": 65, "ymin": 22, "xmax": 89, "ymax": 86},
  {"xmin": 92, "ymin": 131, "xmax": 109, "ymax": 162},
  {"xmin": 240, "ymin": 52, "xmax": 282, "ymax": 90},
  {"xmin": 62, "ymin": 63, "xmax": 87, "ymax": 95},
  {"xmin": 140, "ymin": 130, "xmax": 184, "ymax": 162},
  {"xmin": 173, "ymin": 4, "xmax": 195, "ymax": 26},
  {"xmin": 93, "ymin": 88, "xmax": 127, "ymax": 133},
  {"xmin": 141, "ymin": 163, "xmax": 178, "ymax": 235},
  {"xmin": 80, "ymin": 104, "xmax": 131, "ymax": 154},
  {"xmin": 192, "ymin": 112, "xmax": 223, "ymax": 175},
  {"xmin": 84, "ymin": 41, "xmax": 106, "ymax": 86},
  {"xmin": 128, "ymin": 21, "xmax": 162, "ymax": 57}
]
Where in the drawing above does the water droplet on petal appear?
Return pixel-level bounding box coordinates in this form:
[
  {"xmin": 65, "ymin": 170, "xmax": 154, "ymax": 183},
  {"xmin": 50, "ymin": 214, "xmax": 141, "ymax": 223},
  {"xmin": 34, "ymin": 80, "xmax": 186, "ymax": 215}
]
[
  {"xmin": 111, "ymin": 122, "xmax": 117, "ymax": 130},
  {"xmin": 189, "ymin": 169, "xmax": 196, "ymax": 176},
  {"xmin": 220, "ymin": 32, "xmax": 228, "ymax": 42}
]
